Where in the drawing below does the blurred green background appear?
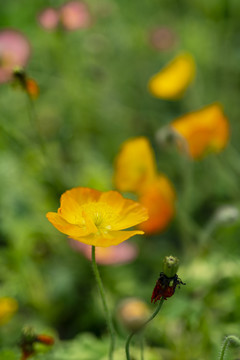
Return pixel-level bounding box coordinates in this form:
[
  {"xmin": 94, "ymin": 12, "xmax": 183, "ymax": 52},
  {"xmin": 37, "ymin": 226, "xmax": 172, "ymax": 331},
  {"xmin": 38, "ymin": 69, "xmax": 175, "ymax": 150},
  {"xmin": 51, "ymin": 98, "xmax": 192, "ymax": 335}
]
[{"xmin": 1, "ymin": 0, "xmax": 240, "ymax": 359}]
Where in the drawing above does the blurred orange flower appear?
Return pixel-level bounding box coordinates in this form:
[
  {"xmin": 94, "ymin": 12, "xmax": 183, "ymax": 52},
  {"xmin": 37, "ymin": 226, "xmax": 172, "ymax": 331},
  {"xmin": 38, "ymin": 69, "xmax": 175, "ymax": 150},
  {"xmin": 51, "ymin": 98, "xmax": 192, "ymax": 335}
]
[
  {"xmin": 138, "ymin": 176, "xmax": 175, "ymax": 234},
  {"xmin": 114, "ymin": 137, "xmax": 156, "ymax": 194},
  {"xmin": 171, "ymin": 103, "xmax": 229, "ymax": 159},
  {"xmin": 25, "ymin": 78, "xmax": 39, "ymax": 99},
  {"xmin": 13, "ymin": 67, "xmax": 39, "ymax": 99},
  {"xmin": 148, "ymin": 53, "xmax": 195, "ymax": 99},
  {"xmin": 114, "ymin": 137, "xmax": 176, "ymax": 234},
  {"xmin": 46, "ymin": 187, "xmax": 148, "ymax": 247},
  {"xmin": 0, "ymin": 297, "xmax": 18, "ymax": 325}
]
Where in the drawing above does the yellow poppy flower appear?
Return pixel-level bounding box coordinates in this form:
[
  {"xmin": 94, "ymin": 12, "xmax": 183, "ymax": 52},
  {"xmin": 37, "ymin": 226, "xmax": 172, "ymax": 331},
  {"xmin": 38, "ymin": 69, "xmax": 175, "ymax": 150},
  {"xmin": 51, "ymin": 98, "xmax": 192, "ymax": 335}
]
[
  {"xmin": 46, "ymin": 187, "xmax": 148, "ymax": 247},
  {"xmin": 114, "ymin": 137, "xmax": 157, "ymax": 194},
  {"xmin": 0, "ymin": 297, "xmax": 18, "ymax": 325},
  {"xmin": 148, "ymin": 53, "xmax": 195, "ymax": 99},
  {"xmin": 171, "ymin": 103, "xmax": 229, "ymax": 159},
  {"xmin": 138, "ymin": 175, "xmax": 175, "ymax": 235}
]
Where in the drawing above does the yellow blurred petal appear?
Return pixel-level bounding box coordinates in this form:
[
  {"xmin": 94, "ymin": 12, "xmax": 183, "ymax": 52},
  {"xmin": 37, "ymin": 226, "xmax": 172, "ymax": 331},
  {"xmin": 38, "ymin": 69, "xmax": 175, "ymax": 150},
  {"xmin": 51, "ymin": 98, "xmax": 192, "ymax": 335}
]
[
  {"xmin": 138, "ymin": 175, "xmax": 175, "ymax": 235},
  {"xmin": 114, "ymin": 137, "xmax": 157, "ymax": 193},
  {"xmin": 0, "ymin": 297, "xmax": 18, "ymax": 325},
  {"xmin": 71, "ymin": 229, "xmax": 144, "ymax": 247},
  {"xmin": 46, "ymin": 212, "xmax": 97, "ymax": 237},
  {"xmin": 59, "ymin": 191, "xmax": 84, "ymax": 223},
  {"xmin": 99, "ymin": 191, "xmax": 148, "ymax": 230},
  {"xmin": 171, "ymin": 103, "xmax": 229, "ymax": 159},
  {"xmin": 148, "ymin": 53, "xmax": 195, "ymax": 99}
]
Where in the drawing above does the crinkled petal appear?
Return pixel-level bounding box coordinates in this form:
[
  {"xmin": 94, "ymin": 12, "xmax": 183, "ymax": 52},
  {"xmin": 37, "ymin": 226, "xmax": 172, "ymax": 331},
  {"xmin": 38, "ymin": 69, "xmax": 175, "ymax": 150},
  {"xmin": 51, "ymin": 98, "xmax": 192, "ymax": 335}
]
[
  {"xmin": 59, "ymin": 192, "xmax": 84, "ymax": 224},
  {"xmin": 62, "ymin": 187, "xmax": 102, "ymax": 206},
  {"xmin": 99, "ymin": 191, "xmax": 149, "ymax": 230},
  {"xmin": 148, "ymin": 53, "xmax": 195, "ymax": 99},
  {"xmin": 71, "ymin": 229, "xmax": 144, "ymax": 247},
  {"xmin": 46, "ymin": 212, "xmax": 96, "ymax": 237}
]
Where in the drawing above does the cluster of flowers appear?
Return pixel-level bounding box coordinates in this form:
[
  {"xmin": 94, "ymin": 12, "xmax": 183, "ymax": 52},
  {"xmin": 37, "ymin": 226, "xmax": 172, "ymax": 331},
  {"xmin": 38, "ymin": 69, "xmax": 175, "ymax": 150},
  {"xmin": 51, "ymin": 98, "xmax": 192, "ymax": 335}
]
[
  {"xmin": 38, "ymin": 1, "xmax": 91, "ymax": 31},
  {"xmin": 0, "ymin": 1, "xmax": 91, "ymax": 98}
]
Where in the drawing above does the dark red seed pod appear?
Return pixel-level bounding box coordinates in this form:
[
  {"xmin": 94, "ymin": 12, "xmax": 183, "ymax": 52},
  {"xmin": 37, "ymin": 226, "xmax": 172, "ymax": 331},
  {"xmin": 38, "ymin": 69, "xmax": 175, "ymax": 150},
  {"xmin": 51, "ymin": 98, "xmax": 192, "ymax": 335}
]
[{"xmin": 151, "ymin": 272, "xmax": 185, "ymax": 303}]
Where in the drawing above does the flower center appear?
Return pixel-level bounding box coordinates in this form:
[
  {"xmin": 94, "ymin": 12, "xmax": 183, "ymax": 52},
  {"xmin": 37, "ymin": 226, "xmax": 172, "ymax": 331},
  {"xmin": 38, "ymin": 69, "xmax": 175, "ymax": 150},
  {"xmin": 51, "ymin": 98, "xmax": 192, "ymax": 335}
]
[{"xmin": 81, "ymin": 202, "xmax": 118, "ymax": 230}]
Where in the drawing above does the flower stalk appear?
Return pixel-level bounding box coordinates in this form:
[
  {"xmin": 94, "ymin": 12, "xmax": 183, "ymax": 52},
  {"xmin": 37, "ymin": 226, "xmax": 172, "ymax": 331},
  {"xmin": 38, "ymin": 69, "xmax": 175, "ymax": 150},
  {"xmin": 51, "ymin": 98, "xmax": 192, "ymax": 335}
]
[
  {"xmin": 91, "ymin": 246, "xmax": 115, "ymax": 360},
  {"xmin": 125, "ymin": 298, "xmax": 164, "ymax": 360},
  {"xmin": 219, "ymin": 335, "xmax": 240, "ymax": 360}
]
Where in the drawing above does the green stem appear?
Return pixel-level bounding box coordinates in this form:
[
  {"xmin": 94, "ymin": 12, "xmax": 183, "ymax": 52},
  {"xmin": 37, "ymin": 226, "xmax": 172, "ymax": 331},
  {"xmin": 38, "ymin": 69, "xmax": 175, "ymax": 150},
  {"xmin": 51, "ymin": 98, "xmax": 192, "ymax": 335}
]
[
  {"xmin": 125, "ymin": 298, "xmax": 164, "ymax": 360},
  {"xmin": 139, "ymin": 334, "xmax": 144, "ymax": 360},
  {"xmin": 91, "ymin": 246, "xmax": 115, "ymax": 360},
  {"xmin": 219, "ymin": 335, "xmax": 240, "ymax": 360}
]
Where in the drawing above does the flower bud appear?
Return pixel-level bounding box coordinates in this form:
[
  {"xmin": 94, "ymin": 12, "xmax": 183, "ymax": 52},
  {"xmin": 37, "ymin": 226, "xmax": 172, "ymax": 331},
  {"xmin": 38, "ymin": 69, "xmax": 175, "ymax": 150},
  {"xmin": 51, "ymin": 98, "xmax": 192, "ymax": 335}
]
[{"xmin": 163, "ymin": 255, "xmax": 179, "ymax": 278}]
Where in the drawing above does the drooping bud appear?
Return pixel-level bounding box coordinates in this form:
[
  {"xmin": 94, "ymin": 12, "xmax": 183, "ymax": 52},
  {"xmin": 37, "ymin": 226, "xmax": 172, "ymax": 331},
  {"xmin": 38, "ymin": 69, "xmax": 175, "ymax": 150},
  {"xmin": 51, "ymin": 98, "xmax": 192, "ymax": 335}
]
[
  {"xmin": 163, "ymin": 255, "xmax": 179, "ymax": 278},
  {"xmin": 12, "ymin": 66, "xmax": 39, "ymax": 99},
  {"xmin": 19, "ymin": 327, "xmax": 37, "ymax": 360},
  {"xmin": 19, "ymin": 326, "xmax": 54, "ymax": 360}
]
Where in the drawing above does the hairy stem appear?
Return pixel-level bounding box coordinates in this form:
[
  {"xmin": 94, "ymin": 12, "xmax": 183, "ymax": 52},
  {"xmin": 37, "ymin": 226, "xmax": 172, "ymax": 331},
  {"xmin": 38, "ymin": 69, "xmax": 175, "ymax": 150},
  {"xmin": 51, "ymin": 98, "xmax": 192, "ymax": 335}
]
[
  {"xmin": 125, "ymin": 298, "xmax": 164, "ymax": 360},
  {"xmin": 91, "ymin": 246, "xmax": 115, "ymax": 360},
  {"xmin": 219, "ymin": 335, "xmax": 240, "ymax": 360}
]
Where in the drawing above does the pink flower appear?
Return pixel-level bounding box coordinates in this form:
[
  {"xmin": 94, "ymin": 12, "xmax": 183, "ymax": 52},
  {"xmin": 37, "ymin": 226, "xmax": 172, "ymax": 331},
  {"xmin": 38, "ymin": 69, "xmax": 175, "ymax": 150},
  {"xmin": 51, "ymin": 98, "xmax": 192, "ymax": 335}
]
[
  {"xmin": 149, "ymin": 27, "xmax": 176, "ymax": 51},
  {"xmin": 38, "ymin": 8, "xmax": 59, "ymax": 30},
  {"xmin": 38, "ymin": 2, "xmax": 91, "ymax": 32},
  {"xmin": 69, "ymin": 239, "xmax": 138, "ymax": 265},
  {"xmin": 0, "ymin": 29, "xmax": 31, "ymax": 83},
  {"xmin": 60, "ymin": 1, "xmax": 91, "ymax": 30}
]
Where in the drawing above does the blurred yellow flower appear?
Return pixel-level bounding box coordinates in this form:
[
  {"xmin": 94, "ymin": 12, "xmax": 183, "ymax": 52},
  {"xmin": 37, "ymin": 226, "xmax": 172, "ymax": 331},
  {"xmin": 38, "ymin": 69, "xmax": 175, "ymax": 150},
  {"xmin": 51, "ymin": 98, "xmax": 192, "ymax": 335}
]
[
  {"xmin": 114, "ymin": 137, "xmax": 156, "ymax": 194},
  {"xmin": 148, "ymin": 53, "xmax": 195, "ymax": 99},
  {"xmin": 114, "ymin": 137, "xmax": 176, "ymax": 234},
  {"xmin": 138, "ymin": 176, "xmax": 175, "ymax": 234},
  {"xmin": 46, "ymin": 187, "xmax": 148, "ymax": 247},
  {"xmin": 0, "ymin": 297, "xmax": 18, "ymax": 325},
  {"xmin": 171, "ymin": 103, "xmax": 229, "ymax": 159}
]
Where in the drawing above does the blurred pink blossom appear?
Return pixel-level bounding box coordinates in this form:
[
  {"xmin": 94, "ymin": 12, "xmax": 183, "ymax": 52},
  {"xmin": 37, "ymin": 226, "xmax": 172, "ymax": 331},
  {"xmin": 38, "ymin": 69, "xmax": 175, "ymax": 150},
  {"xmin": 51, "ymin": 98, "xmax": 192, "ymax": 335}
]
[
  {"xmin": 0, "ymin": 29, "xmax": 31, "ymax": 83},
  {"xmin": 60, "ymin": 1, "xmax": 91, "ymax": 30},
  {"xmin": 69, "ymin": 239, "xmax": 138, "ymax": 265},
  {"xmin": 38, "ymin": 8, "xmax": 59, "ymax": 30},
  {"xmin": 149, "ymin": 27, "xmax": 176, "ymax": 51}
]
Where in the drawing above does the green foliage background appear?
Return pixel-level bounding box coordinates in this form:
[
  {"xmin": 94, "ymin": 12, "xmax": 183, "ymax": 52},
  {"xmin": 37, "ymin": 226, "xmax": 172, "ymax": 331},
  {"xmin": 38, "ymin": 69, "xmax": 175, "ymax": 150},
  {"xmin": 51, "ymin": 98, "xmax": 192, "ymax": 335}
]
[{"xmin": 1, "ymin": 0, "xmax": 240, "ymax": 359}]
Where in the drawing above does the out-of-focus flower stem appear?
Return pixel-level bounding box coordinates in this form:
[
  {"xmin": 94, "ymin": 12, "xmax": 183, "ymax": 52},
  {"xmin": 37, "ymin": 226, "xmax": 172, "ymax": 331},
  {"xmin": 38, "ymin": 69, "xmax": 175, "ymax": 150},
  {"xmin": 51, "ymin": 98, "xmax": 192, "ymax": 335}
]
[
  {"xmin": 26, "ymin": 95, "xmax": 46, "ymax": 158},
  {"xmin": 91, "ymin": 246, "xmax": 115, "ymax": 360},
  {"xmin": 125, "ymin": 298, "xmax": 164, "ymax": 360}
]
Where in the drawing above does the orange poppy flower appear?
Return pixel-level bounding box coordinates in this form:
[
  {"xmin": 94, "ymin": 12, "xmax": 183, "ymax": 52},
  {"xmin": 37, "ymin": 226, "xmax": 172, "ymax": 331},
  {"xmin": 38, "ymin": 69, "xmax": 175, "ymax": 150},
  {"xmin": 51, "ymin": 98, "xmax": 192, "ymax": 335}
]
[
  {"xmin": 171, "ymin": 103, "xmax": 229, "ymax": 159},
  {"xmin": 46, "ymin": 187, "xmax": 148, "ymax": 247},
  {"xmin": 114, "ymin": 137, "xmax": 157, "ymax": 194},
  {"xmin": 138, "ymin": 176, "xmax": 175, "ymax": 235},
  {"xmin": 148, "ymin": 53, "xmax": 195, "ymax": 99}
]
